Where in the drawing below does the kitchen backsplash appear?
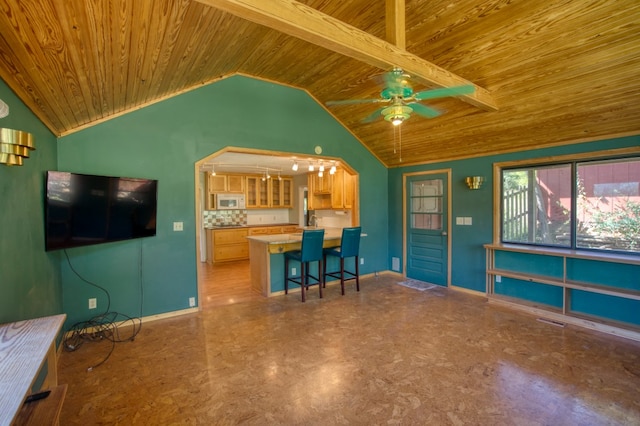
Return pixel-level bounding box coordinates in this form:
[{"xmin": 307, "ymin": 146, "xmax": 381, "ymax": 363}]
[{"xmin": 203, "ymin": 210, "xmax": 247, "ymax": 227}]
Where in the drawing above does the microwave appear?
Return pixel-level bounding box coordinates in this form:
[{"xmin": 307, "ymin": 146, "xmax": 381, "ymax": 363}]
[{"xmin": 216, "ymin": 193, "xmax": 246, "ymax": 210}]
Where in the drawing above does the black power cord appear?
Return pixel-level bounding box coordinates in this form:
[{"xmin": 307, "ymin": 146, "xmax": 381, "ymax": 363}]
[{"xmin": 62, "ymin": 242, "xmax": 145, "ymax": 370}]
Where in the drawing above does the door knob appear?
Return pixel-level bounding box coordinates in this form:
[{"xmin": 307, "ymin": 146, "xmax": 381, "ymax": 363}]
[{"xmin": 442, "ymin": 231, "xmax": 448, "ymax": 236}]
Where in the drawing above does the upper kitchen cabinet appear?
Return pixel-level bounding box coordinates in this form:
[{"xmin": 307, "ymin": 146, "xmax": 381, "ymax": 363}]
[
  {"xmin": 246, "ymin": 175, "xmax": 293, "ymax": 209},
  {"xmin": 332, "ymin": 168, "xmax": 354, "ymax": 209},
  {"xmin": 308, "ymin": 168, "xmax": 355, "ymax": 210},
  {"xmin": 309, "ymin": 173, "xmax": 332, "ymax": 195},
  {"xmin": 272, "ymin": 177, "xmax": 293, "ymax": 208},
  {"xmin": 209, "ymin": 174, "xmax": 245, "ymax": 193}
]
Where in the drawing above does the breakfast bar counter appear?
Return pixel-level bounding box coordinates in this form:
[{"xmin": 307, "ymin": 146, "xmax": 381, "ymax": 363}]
[{"xmin": 247, "ymin": 228, "xmax": 343, "ymax": 296}]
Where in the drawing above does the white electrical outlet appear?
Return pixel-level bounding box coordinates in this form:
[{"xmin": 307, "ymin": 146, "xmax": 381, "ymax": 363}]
[
  {"xmin": 88, "ymin": 298, "xmax": 97, "ymax": 309},
  {"xmin": 496, "ymin": 275, "xmax": 502, "ymax": 283},
  {"xmin": 189, "ymin": 297, "xmax": 196, "ymax": 307},
  {"xmin": 173, "ymin": 221, "xmax": 184, "ymax": 231},
  {"xmin": 292, "ymin": 267, "xmax": 297, "ymax": 276},
  {"xmin": 360, "ymin": 258, "xmax": 365, "ymax": 265}
]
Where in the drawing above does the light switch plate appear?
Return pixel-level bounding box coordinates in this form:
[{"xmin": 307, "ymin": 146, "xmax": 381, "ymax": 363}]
[
  {"xmin": 456, "ymin": 217, "xmax": 464, "ymax": 225},
  {"xmin": 464, "ymin": 217, "xmax": 473, "ymax": 226},
  {"xmin": 173, "ymin": 221, "xmax": 184, "ymax": 231}
]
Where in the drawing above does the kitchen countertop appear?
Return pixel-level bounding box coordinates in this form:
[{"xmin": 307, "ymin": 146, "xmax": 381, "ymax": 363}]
[
  {"xmin": 205, "ymin": 223, "xmax": 299, "ymax": 230},
  {"xmin": 246, "ymin": 227, "xmax": 343, "ymax": 244}
]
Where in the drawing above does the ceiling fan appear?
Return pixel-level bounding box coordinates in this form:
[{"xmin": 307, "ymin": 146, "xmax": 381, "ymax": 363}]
[{"xmin": 326, "ymin": 68, "xmax": 475, "ymax": 125}]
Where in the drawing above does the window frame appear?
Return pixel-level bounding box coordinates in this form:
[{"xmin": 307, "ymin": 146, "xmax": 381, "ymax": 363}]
[{"xmin": 493, "ymin": 147, "xmax": 640, "ymax": 257}]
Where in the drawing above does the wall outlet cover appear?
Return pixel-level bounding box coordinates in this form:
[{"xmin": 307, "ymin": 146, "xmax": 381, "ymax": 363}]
[{"xmin": 392, "ymin": 257, "xmax": 400, "ymax": 271}]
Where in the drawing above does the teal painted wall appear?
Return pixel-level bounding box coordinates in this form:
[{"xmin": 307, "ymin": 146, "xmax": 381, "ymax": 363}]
[
  {"xmin": 388, "ymin": 134, "xmax": 640, "ymax": 292},
  {"xmin": 57, "ymin": 76, "xmax": 388, "ymax": 326},
  {"xmin": 0, "ymin": 80, "xmax": 62, "ymax": 323}
]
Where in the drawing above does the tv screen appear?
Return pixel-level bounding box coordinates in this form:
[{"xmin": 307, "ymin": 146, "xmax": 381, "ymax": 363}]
[{"xmin": 45, "ymin": 171, "xmax": 158, "ymax": 251}]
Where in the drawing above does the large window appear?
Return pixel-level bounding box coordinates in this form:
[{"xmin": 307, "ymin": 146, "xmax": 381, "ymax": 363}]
[{"xmin": 501, "ymin": 156, "xmax": 640, "ymax": 254}]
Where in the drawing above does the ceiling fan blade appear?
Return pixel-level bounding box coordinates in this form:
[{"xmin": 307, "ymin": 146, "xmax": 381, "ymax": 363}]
[
  {"xmin": 413, "ymin": 85, "xmax": 475, "ymax": 101},
  {"xmin": 409, "ymin": 103, "xmax": 441, "ymax": 119},
  {"xmin": 361, "ymin": 107, "xmax": 385, "ymax": 123},
  {"xmin": 326, "ymin": 98, "xmax": 384, "ymax": 106}
]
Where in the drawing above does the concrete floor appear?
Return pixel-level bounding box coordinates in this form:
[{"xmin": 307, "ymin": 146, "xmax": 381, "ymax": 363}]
[{"xmin": 58, "ymin": 274, "xmax": 640, "ymax": 425}]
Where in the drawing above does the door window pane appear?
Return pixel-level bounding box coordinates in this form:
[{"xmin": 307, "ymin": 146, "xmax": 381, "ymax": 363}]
[{"xmin": 411, "ymin": 179, "xmax": 443, "ymax": 230}]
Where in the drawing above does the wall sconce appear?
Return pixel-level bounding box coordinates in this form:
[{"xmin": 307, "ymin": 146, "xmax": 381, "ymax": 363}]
[
  {"xmin": 465, "ymin": 176, "xmax": 483, "ymax": 190},
  {"xmin": 0, "ymin": 128, "xmax": 35, "ymax": 166}
]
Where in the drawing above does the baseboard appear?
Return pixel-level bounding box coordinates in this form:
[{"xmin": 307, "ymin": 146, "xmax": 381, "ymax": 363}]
[
  {"xmin": 378, "ymin": 270, "xmax": 404, "ymax": 279},
  {"xmin": 487, "ymin": 297, "xmax": 640, "ymax": 343},
  {"xmin": 449, "ymin": 285, "xmax": 486, "ymax": 298},
  {"xmin": 63, "ymin": 307, "xmax": 199, "ymax": 339}
]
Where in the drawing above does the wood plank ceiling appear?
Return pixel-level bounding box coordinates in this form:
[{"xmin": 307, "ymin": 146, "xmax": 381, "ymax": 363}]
[{"xmin": 0, "ymin": 0, "xmax": 638, "ymax": 167}]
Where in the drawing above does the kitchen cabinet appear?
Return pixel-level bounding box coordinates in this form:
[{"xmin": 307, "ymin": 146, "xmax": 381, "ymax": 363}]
[
  {"xmin": 246, "ymin": 175, "xmax": 293, "ymax": 209},
  {"xmin": 209, "ymin": 174, "xmax": 245, "ymax": 193},
  {"xmin": 207, "ymin": 225, "xmax": 299, "ymax": 263},
  {"xmin": 271, "ymin": 177, "xmax": 293, "ymax": 208},
  {"xmin": 330, "ymin": 168, "xmax": 354, "ymax": 209},
  {"xmin": 308, "ymin": 168, "xmax": 355, "ymax": 210},
  {"xmin": 310, "ymin": 173, "xmax": 332, "ymax": 195},
  {"xmin": 205, "ymin": 173, "xmax": 245, "ymax": 210},
  {"xmin": 245, "ymin": 176, "xmax": 269, "ymax": 208},
  {"xmin": 209, "ymin": 228, "xmax": 249, "ymax": 262}
]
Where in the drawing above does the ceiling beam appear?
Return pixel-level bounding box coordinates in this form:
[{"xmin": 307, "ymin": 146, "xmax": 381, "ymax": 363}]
[
  {"xmin": 386, "ymin": 0, "xmax": 406, "ymax": 50},
  {"xmin": 194, "ymin": 0, "xmax": 498, "ymax": 111}
]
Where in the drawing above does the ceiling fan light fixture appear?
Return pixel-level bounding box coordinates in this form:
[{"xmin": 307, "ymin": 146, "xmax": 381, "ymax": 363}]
[
  {"xmin": 391, "ymin": 116, "xmax": 404, "ymax": 126},
  {"xmin": 383, "ymin": 104, "xmax": 412, "ymax": 126}
]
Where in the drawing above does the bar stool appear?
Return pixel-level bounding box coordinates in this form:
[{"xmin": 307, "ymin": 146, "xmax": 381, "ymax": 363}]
[
  {"xmin": 284, "ymin": 229, "xmax": 325, "ymax": 302},
  {"xmin": 323, "ymin": 227, "xmax": 361, "ymax": 295}
]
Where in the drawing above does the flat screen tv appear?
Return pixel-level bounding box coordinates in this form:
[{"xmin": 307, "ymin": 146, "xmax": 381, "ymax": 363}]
[{"xmin": 45, "ymin": 171, "xmax": 158, "ymax": 251}]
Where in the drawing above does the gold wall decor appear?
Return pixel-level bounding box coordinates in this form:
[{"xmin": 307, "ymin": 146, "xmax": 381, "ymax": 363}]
[
  {"xmin": 465, "ymin": 176, "xmax": 483, "ymax": 190},
  {"xmin": 0, "ymin": 128, "xmax": 35, "ymax": 166}
]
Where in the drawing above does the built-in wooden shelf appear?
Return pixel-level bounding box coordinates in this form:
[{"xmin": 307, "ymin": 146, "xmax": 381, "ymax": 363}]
[{"xmin": 485, "ymin": 244, "xmax": 640, "ymax": 341}]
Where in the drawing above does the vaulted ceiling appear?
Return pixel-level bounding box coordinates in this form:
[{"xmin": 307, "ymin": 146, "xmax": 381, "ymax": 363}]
[{"xmin": 1, "ymin": 0, "xmax": 638, "ymax": 167}]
